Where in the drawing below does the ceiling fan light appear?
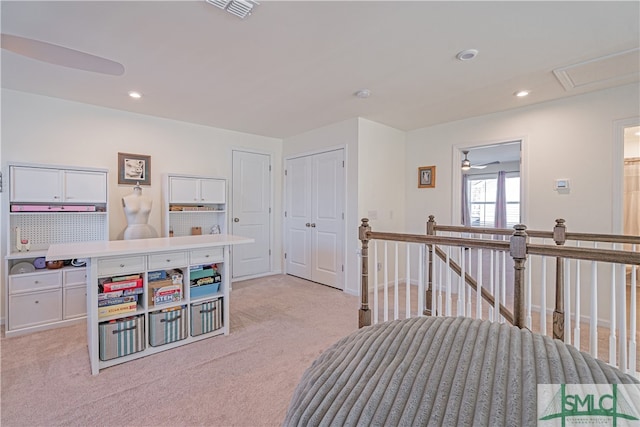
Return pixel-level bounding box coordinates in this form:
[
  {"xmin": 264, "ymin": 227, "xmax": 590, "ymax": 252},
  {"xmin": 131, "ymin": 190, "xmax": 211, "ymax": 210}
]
[{"xmin": 461, "ymin": 159, "xmax": 471, "ymax": 171}]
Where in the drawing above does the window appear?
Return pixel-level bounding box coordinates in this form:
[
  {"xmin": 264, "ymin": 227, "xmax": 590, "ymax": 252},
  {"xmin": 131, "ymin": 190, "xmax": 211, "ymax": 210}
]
[{"xmin": 467, "ymin": 173, "xmax": 520, "ymax": 227}]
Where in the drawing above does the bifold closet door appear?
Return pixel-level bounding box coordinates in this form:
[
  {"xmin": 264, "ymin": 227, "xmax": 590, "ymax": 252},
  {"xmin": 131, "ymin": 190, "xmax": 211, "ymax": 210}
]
[{"xmin": 285, "ymin": 149, "xmax": 344, "ymax": 289}]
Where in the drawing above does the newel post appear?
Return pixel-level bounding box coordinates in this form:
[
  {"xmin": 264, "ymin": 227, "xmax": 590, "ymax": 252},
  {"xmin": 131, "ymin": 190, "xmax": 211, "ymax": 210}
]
[
  {"xmin": 424, "ymin": 215, "xmax": 436, "ymax": 315},
  {"xmin": 510, "ymin": 224, "xmax": 528, "ymax": 329},
  {"xmin": 359, "ymin": 218, "xmax": 372, "ymax": 328},
  {"xmin": 553, "ymin": 219, "xmax": 566, "ymax": 340}
]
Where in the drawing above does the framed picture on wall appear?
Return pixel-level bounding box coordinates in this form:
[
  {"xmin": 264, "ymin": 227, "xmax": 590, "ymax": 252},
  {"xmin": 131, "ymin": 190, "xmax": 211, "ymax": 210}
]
[
  {"xmin": 418, "ymin": 165, "xmax": 436, "ymax": 188},
  {"xmin": 118, "ymin": 152, "xmax": 151, "ymax": 185}
]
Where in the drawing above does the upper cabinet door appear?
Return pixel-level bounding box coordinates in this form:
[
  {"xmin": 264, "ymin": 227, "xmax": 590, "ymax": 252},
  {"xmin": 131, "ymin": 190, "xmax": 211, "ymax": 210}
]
[
  {"xmin": 10, "ymin": 166, "xmax": 61, "ymax": 203},
  {"xmin": 199, "ymin": 179, "xmax": 225, "ymax": 204},
  {"xmin": 169, "ymin": 177, "xmax": 199, "ymax": 204},
  {"xmin": 64, "ymin": 170, "xmax": 107, "ymax": 203},
  {"xmin": 10, "ymin": 166, "xmax": 107, "ymax": 204}
]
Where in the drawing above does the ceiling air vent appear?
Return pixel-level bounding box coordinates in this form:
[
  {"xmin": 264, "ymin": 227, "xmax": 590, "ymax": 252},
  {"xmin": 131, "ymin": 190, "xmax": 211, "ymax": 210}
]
[
  {"xmin": 206, "ymin": 0, "xmax": 259, "ymax": 19},
  {"xmin": 553, "ymin": 48, "xmax": 640, "ymax": 91}
]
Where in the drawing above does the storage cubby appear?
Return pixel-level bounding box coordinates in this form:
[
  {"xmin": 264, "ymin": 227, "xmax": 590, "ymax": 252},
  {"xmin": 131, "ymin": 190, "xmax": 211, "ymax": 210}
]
[{"xmin": 162, "ymin": 174, "xmax": 227, "ymax": 238}]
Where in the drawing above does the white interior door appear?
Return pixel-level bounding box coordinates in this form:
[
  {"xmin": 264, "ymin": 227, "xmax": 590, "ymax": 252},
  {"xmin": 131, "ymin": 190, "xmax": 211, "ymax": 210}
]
[
  {"xmin": 232, "ymin": 150, "xmax": 271, "ymax": 279},
  {"xmin": 285, "ymin": 149, "xmax": 344, "ymax": 289}
]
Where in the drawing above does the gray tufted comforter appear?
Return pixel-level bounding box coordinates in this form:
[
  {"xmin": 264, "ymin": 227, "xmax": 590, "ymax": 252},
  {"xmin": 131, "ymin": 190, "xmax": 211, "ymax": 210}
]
[{"xmin": 284, "ymin": 316, "xmax": 638, "ymax": 426}]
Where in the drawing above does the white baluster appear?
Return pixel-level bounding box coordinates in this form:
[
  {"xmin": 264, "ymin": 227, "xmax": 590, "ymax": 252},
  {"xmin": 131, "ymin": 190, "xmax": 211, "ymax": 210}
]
[
  {"xmin": 589, "ymin": 243, "xmax": 598, "ymax": 358},
  {"xmin": 477, "ymin": 249, "xmax": 483, "ymax": 320},
  {"xmin": 406, "ymin": 244, "xmax": 411, "ymax": 318},
  {"xmin": 394, "ymin": 243, "xmax": 399, "ymax": 320},
  {"xmin": 384, "ymin": 242, "xmax": 389, "ymax": 323},
  {"xmin": 418, "ymin": 244, "xmax": 424, "ymax": 317},
  {"xmin": 373, "ymin": 242, "xmax": 379, "ymax": 325},
  {"xmin": 459, "ymin": 246, "xmax": 466, "ymax": 316}
]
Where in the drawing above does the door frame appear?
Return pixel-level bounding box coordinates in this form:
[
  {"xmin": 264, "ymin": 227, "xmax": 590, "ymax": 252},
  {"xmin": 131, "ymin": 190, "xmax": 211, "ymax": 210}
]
[
  {"xmin": 283, "ymin": 145, "xmax": 347, "ymax": 290},
  {"xmin": 230, "ymin": 147, "xmax": 275, "ymax": 281},
  {"xmin": 612, "ymin": 116, "xmax": 640, "ymax": 234},
  {"xmin": 451, "ymin": 137, "xmax": 528, "ymax": 226}
]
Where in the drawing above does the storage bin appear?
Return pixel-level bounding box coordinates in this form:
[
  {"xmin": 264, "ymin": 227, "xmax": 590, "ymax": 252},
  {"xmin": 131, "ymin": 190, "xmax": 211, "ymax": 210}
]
[
  {"xmin": 190, "ymin": 282, "xmax": 220, "ymax": 299},
  {"xmin": 99, "ymin": 315, "xmax": 145, "ymax": 361},
  {"xmin": 149, "ymin": 306, "xmax": 188, "ymax": 347},
  {"xmin": 190, "ymin": 298, "xmax": 223, "ymax": 336}
]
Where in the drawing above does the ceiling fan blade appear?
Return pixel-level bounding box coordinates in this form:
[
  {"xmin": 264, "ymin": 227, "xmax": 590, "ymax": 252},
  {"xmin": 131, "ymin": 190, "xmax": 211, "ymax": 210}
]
[
  {"xmin": 1, "ymin": 34, "xmax": 124, "ymax": 76},
  {"xmin": 470, "ymin": 160, "xmax": 500, "ymax": 169}
]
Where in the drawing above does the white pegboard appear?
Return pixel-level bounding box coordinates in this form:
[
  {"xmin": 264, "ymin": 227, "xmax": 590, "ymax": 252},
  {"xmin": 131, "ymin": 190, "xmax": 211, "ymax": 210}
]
[
  {"xmin": 169, "ymin": 212, "xmax": 225, "ymax": 237},
  {"xmin": 9, "ymin": 213, "xmax": 108, "ymax": 251}
]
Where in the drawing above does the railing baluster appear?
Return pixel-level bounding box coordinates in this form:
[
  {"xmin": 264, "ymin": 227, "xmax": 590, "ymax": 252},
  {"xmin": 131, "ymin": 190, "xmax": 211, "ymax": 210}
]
[
  {"xmin": 617, "ymin": 256, "xmax": 627, "ymax": 373},
  {"xmin": 630, "ymin": 244, "xmax": 637, "ymax": 375},
  {"xmin": 609, "ymin": 256, "xmax": 617, "ymax": 367},
  {"xmin": 477, "ymin": 248, "xmax": 483, "ymax": 319},
  {"xmin": 394, "ymin": 243, "xmax": 399, "ymax": 320},
  {"xmin": 574, "ymin": 249, "xmax": 581, "ymax": 350},
  {"xmin": 418, "ymin": 244, "xmax": 424, "ymax": 317},
  {"xmin": 459, "ymin": 245, "xmax": 466, "ymax": 316},
  {"xmin": 437, "ymin": 253, "xmax": 443, "ymax": 317},
  {"xmin": 526, "ymin": 250, "xmax": 532, "ymax": 330},
  {"xmin": 541, "ymin": 253, "xmax": 547, "ymax": 334},
  {"xmin": 384, "ymin": 241, "xmax": 389, "ymax": 323},
  {"xmin": 373, "ymin": 241, "xmax": 379, "ymax": 325},
  {"xmin": 446, "ymin": 246, "xmax": 452, "ymax": 316},
  {"xmin": 565, "ymin": 258, "xmax": 571, "ymax": 345},
  {"xmin": 406, "ymin": 244, "xmax": 411, "ymax": 318},
  {"xmin": 489, "ymin": 250, "xmax": 495, "ymax": 321},
  {"xmin": 467, "ymin": 249, "xmax": 472, "ymax": 317},
  {"xmin": 589, "ymin": 243, "xmax": 598, "ymax": 358}
]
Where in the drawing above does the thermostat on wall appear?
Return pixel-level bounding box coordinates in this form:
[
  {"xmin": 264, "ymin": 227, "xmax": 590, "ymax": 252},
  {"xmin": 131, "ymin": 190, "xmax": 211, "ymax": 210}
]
[{"xmin": 555, "ymin": 179, "xmax": 570, "ymax": 191}]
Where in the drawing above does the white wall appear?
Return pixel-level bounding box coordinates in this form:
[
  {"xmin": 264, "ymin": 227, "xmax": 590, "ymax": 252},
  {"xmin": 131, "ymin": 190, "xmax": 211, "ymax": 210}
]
[
  {"xmin": 1, "ymin": 89, "xmax": 283, "ymax": 320},
  {"xmin": 405, "ymin": 83, "xmax": 640, "ymax": 234}
]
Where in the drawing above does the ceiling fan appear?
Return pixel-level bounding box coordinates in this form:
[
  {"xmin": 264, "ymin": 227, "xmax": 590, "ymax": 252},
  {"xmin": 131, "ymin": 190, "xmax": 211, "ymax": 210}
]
[
  {"xmin": 461, "ymin": 150, "xmax": 500, "ymax": 171},
  {"xmin": 1, "ymin": 33, "xmax": 125, "ymax": 76}
]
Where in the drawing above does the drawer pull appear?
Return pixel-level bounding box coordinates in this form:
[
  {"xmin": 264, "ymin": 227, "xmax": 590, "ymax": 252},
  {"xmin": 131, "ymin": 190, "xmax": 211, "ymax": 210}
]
[
  {"xmin": 34, "ymin": 300, "xmax": 39, "ymax": 304},
  {"xmin": 160, "ymin": 314, "xmax": 183, "ymax": 323},
  {"xmin": 34, "ymin": 280, "xmax": 39, "ymax": 284},
  {"xmin": 205, "ymin": 254, "xmax": 210, "ymax": 258},
  {"xmin": 166, "ymin": 259, "xmax": 171, "ymax": 263},
  {"xmin": 112, "ymin": 325, "xmax": 137, "ymax": 334},
  {"xmin": 120, "ymin": 264, "xmax": 125, "ymax": 268},
  {"xmin": 199, "ymin": 307, "xmax": 217, "ymax": 314}
]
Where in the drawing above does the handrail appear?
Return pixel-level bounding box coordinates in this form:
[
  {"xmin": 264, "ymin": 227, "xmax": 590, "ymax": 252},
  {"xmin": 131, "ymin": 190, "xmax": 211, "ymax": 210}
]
[{"xmin": 359, "ymin": 217, "xmax": 640, "ymax": 342}]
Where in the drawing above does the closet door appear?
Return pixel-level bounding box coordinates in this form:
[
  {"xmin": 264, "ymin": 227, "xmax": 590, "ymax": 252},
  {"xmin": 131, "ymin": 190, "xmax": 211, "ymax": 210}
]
[
  {"xmin": 285, "ymin": 149, "xmax": 344, "ymax": 289},
  {"xmin": 285, "ymin": 156, "xmax": 313, "ymax": 279}
]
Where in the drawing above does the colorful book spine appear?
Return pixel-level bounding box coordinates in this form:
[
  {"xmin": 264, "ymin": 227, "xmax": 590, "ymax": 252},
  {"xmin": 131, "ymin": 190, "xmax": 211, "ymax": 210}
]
[
  {"xmin": 102, "ymin": 278, "xmax": 143, "ymax": 292},
  {"xmin": 98, "ymin": 288, "xmax": 144, "ymax": 300},
  {"xmin": 111, "ymin": 274, "xmax": 141, "ymax": 282},
  {"xmin": 98, "ymin": 301, "xmax": 138, "ymax": 318},
  {"xmin": 98, "ymin": 295, "xmax": 138, "ymax": 307}
]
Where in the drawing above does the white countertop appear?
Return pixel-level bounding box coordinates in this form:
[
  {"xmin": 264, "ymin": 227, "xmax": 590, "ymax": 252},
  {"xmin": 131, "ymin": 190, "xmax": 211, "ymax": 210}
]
[{"xmin": 46, "ymin": 234, "xmax": 254, "ymax": 260}]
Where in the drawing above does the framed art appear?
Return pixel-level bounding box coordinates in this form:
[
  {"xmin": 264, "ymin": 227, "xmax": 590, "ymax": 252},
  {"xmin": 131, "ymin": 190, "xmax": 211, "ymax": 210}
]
[
  {"xmin": 118, "ymin": 152, "xmax": 151, "ymax": 185},
  {"xmin": 418, "ymin": 165, "xmax": 436, "ymax": 188}
]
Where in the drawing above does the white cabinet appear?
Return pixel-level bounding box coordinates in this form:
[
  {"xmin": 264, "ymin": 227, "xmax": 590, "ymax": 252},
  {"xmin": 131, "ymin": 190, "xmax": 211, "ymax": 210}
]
[
  {"xmin": 5, "ymin": 162, "xmax": 108, "ymax": 337},
  {"xmin": 43, "ymin": 235, "xmax": 252, "ymax": 374},
  {"xmin": 169, "ymin": 176, "xmax": 225, "ymax": 204},
  {"xmin": 162, "ymin": 174, "xmax": 227, "ymax": 238},
  {"xmin": 10, "ymin": 165, "xmax": 107, "ymax": 204}
]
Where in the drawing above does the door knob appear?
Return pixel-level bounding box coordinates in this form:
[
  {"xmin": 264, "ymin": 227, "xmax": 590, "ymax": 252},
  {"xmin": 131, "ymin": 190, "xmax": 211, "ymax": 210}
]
[
  {"xmin": 305, "ymin": 223, "xmax": 311, "ymax": 227},
  {"xmin": 234, "ymin": 218, "xmax": 240, "ymax": 222},
  {"xmin": 311, "ymin": 223, "xmax": 316, "ymax": 228}
]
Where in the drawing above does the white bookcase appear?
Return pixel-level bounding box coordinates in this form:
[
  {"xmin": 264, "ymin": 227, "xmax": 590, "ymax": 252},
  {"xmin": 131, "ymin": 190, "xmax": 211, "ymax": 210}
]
[
  {"xmin": 46, "ymin": 234, "xmax": 253, "ymax": 374},
  {"xmin": 162, "ymin": 174, "xmax": 228, "ymax": 238},
  {"xmin": 4, "ymin": 162, "xmax": 108, "ymax": 336}
]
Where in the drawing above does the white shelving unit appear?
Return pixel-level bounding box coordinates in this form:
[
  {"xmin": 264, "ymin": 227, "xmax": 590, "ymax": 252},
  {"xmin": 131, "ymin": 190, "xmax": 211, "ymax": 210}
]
[
  {"xmin": 46, "ymin": 234, "xmax": 253, "ymax": 374},
  {"xmin": 4, "ymin": 162, "xmax": 108, "ymax": 336},
  {"xmin": 162, "ymin": 174, "xmax": 228, "ymax": 238}
]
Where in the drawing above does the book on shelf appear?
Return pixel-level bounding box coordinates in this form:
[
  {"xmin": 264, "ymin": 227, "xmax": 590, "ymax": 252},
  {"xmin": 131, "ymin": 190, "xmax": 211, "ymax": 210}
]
[
  {"xmin": 111, "ymin": 274, "xmax": 141, "ymax": 282},
  {"xmin": 98, "ymin": 295, "xmax": 138, "ymax": 307},
  {"xmin": 98, "ymin": 287, "xmax": 144, "ymax": 300},
  {"xmin": 101, "ymin": 278, "xmax": 143, "ymax": 293},
  {"xmin": 98, "ymin": 301, "xmax": 138, "ymax": 318},
  {"xmin": 153, "ymin": 285, "xmax": 182, "ymax": 305}
]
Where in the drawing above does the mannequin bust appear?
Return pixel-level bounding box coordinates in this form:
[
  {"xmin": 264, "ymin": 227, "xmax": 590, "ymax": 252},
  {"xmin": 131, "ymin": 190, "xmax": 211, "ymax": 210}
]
[{"xmin": 122, "ymin": 184, "xmax": 158, "ymax": 240}]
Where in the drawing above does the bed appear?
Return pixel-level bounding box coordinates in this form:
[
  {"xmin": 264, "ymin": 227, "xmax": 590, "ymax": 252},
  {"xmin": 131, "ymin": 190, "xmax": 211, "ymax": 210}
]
[{"xmin": 283, "ymin": 316, "xmax": 639, "ymax": 426}]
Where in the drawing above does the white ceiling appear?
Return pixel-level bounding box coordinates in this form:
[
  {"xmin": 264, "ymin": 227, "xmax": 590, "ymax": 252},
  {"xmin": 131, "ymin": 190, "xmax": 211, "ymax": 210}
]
[{"xmin": 2, "ymin": 1, "xmax": 639, "ymax": 139}]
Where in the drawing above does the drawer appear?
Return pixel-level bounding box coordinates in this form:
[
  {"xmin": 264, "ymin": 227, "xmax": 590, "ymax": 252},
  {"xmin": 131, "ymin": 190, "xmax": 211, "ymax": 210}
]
[
  {"xmin": 64, "ymin": 268, "xmax": 87, "ymax": 285},
  {"xmin": 64, "ymin": 285, "xmax": 87, "ymax": 319},
  {"xmin": 148, "ymin": 251, "xmax": 188, "ymax": 270},
  {"xmin": 190, "ymin": 247, "xmax": 224, "ymax": 264},
  {"xmin": 9, "ymin": 289, "xmax": 63, "ymax": 330},
  {"xmin": 98, "ymin": 256, "xmax": 145, "ymax": 276},
  {"xmin": 9, "ymin": 270, "xmax": 62, "ymax": 294}
]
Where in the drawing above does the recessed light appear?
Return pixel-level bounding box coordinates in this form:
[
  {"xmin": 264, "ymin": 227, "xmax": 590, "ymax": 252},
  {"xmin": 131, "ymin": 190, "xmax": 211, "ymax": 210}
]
[
  {"xmin": 128, "ymin": 91, "xmax": 142, "ymax": 99},
  {"xmin": 354, "ymin": 89, "xmax": 371, "ymax": 99},
  {"xmin": 515, "ymin": 90, "xmax": 530, "ymax": 97},
  {"xmin": 456, "ymin": 49, "xmax": 478, "ymax": 61}
]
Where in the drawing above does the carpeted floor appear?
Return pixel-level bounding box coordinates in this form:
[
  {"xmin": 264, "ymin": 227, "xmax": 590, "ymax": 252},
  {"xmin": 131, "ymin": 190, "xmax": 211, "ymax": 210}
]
[{"xmin": 0, "ymin": 275, "xmax": 359, "ymax": 427}]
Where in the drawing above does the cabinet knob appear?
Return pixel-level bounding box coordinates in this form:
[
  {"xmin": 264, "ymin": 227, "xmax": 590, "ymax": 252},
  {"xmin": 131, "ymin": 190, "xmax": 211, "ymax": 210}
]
[
  {"xmin": 205, "ymin": 254, "xmax": 210, "ymax": 258},
  {"xmin": 120, "ymin": 264, "xmax": 125, "ymax": 268},
  {"xmin": 166, "ymin": 259, "xmax": 171, "ymax": 263},
  {"xmin": 34, "ymin": 300, "xmax": 39, "ymax": 304},
  {"xmin": 311, "ymin": 223, "xmax": 316, "ymax": 228},
  {"xmin": 34, "ymin": 280, "xmax": 39, "ymax": 284},
  {"xmin": 305, "ymin": 223, "xmax": 311, "ymax": 227},
  {"xmin": 234, "ymin": 218, "xmax": 240, "ymax": 222}
]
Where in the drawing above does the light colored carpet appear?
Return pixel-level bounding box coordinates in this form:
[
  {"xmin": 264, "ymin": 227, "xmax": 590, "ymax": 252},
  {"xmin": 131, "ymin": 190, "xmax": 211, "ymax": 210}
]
[{"xmin": 0, "ymin": 275, "xmax": 359, "ymax": 427}]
